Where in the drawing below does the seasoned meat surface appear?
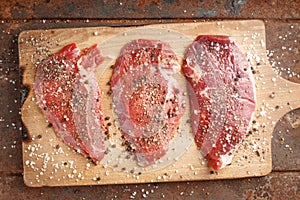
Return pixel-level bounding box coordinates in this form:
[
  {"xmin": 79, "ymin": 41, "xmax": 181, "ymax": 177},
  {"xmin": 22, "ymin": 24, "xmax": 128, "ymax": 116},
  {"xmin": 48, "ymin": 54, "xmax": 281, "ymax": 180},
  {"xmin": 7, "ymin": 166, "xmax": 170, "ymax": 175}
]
[
  {"xmin": 182, "ymin": 35, "xmax": 256, "ymax": 170},
  {"xmin": 33, "ymin": 43, "xmax": 106, "ymax": 163},
  {"xmin": 111, "ymin": 39, "xmax": 185, "ymax": 167}
]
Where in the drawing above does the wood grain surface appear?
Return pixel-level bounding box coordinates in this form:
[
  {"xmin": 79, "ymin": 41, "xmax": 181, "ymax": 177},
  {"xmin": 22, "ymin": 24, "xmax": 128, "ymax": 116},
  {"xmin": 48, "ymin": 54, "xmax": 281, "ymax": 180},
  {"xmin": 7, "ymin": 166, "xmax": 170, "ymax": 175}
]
[{"xmin": 19, "ymin": 20, "xmax": 300, "ymax": 187}]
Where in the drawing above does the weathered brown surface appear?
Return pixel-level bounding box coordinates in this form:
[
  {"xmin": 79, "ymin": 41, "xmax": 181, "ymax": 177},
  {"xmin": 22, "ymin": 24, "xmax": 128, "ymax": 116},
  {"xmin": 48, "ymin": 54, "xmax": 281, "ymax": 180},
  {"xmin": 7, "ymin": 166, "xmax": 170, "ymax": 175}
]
[
  {"xmin": 0, "ymin": 63, "xmax": 23, "ymax": 173},
  {"xmin": 0, "ymin": 0, "xmax": 299, "ymax": 19},
  {"xmin": 0, "ymin": 172, "xmax": 299, "ymax": 199},
  {"xmin": 265, "ymin": 21, "xmax": 300, "ymax": 84},
  {"xmin": 272, "ymin": 109, "xmax": 300, "ymax": 171},
  {"xmin": 0, "ymin": 0, "xmax": 299, "ymax": 198}
]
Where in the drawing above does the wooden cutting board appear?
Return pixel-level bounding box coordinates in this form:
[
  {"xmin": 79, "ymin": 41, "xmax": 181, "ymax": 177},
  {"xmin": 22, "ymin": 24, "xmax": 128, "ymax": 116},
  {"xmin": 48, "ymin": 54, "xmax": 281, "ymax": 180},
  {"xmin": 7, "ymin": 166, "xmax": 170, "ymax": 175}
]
[{"xmin": 19, "ymin": 20, "xmax": 300, "ymax": 187}]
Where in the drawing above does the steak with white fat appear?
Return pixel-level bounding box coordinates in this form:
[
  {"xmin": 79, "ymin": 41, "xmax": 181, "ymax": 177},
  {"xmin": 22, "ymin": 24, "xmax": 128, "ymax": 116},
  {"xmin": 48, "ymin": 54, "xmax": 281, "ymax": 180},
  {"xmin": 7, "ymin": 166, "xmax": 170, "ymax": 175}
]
[
  {"xmin": 111, "ymin": 39, "xmax": 185, "ymax": 167},
  {"xmin": 33, "ymin": 43, "xmax": 106, "ymax": 163},
  {"xmin": 182, "ymin": 35, "xmax": 256, "ymax": 170}
]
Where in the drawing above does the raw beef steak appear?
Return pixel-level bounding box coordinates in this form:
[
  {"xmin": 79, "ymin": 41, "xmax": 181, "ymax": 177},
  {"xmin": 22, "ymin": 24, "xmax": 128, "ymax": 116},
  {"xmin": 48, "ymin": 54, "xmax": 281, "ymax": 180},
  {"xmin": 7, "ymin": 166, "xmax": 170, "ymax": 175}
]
[
  {"xmin": 111, "ymin": 39, "xmax": 185, "ymax": 167},
  {"xmin": 182, "ymin": 35, "xmax": 256, "ymax": 170},
  {"xmin": 33, "ymin": 43, "xmax": 106, "ymax": 163}
]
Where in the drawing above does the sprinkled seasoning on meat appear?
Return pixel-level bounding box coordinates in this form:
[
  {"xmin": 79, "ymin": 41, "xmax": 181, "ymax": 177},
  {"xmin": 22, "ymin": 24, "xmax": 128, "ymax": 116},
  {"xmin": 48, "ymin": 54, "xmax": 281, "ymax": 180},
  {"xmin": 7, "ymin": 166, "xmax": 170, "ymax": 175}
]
[
  {"xmin": 111, "ymin": 39, "xmax": 185, "ymax": 167},
  {"xmin": 72, "ymin": 44, "xmax": 106, "ymax": 163},
  {"xmin": 33, "ymin": 43, "xmax": 106, "ymax": 164},
  {"xmin": 182, "ymin": 36, "xmax": 256, "ymax": 171}
]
